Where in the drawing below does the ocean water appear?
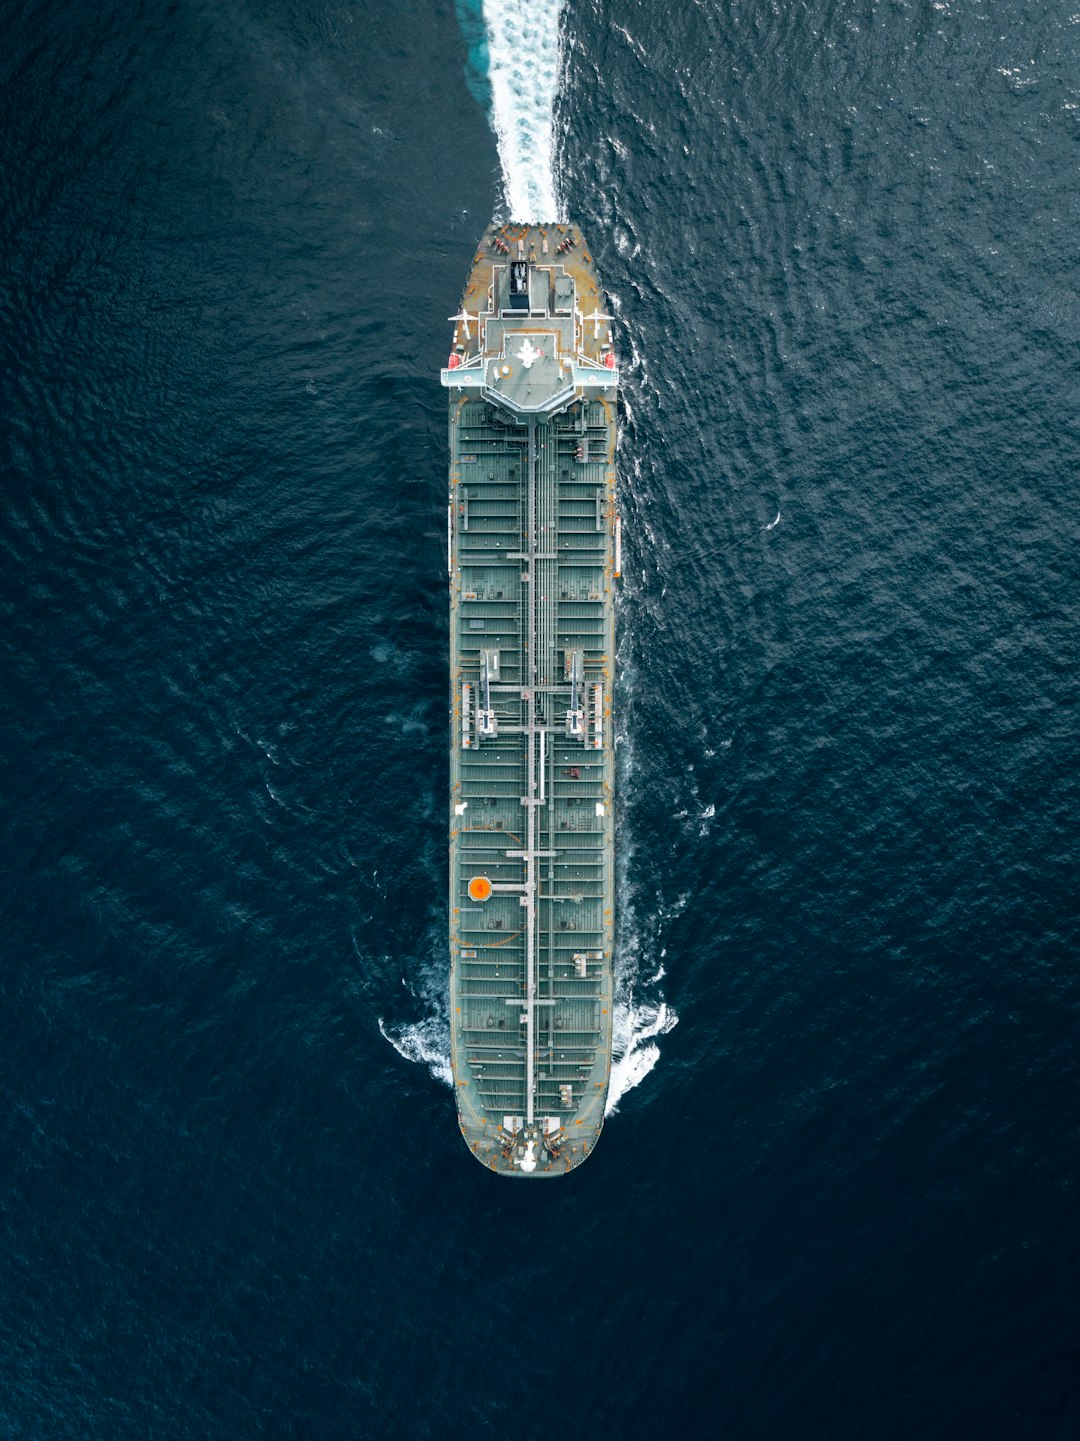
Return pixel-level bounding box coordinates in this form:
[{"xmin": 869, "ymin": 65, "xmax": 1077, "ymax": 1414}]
[{"xmin": 1, "ymin": 1, "xmax": 1078, "ymax": 1437}]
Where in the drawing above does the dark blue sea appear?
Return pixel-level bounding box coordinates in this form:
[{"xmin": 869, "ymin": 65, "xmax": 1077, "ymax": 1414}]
[{"xmin": 2, "ymin": 0, "xmax": 1079, "ymax": 1436}]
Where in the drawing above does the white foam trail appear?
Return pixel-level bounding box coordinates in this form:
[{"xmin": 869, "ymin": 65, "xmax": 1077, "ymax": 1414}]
[
  {"xmin": 378, "ymin": 1016, "xmax": 452, "ymax": 1088},
  {"xmin": 605, "ymin": 651, "xmax": 680, "ymax": 1115},
  {"xmin": 482, "ymin": 0, "xmax": 565, "ymax": 221},
  {"xmin": 606, "ymin": 997, "xmax": 679, "ymax": 1115}
]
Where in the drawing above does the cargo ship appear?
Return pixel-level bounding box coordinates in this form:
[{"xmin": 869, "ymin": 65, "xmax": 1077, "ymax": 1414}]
[{"xmin": 441, "ymin": 222, "xmax": 619, "ymax": 1176}]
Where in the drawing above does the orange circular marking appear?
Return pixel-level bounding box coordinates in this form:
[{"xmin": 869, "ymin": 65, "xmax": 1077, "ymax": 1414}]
[{"xmin": 468, "ymin": 875, "xmax": 493, "ymax": 902}]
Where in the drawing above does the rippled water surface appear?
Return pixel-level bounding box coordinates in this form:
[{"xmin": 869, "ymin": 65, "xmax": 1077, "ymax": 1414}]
[{"xmin": 2, "ymin": 1, "xmax": 1078, "ymax": 1436}]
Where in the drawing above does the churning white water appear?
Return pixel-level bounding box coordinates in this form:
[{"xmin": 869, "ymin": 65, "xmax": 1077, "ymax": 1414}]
[{"xmin": 482, "ymin": 0, "xmax": 564, "ymax": 221}]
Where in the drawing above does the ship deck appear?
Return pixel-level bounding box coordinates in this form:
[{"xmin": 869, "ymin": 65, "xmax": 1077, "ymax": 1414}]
[{"xmin": 442, "ymin": 224, "xmax": 618, "ymax": 1175}]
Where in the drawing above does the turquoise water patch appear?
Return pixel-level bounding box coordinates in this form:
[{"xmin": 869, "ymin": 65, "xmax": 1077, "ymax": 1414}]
[{"xmin": 454, "ymin": 0, "xmax": 491, "ymax": 109}]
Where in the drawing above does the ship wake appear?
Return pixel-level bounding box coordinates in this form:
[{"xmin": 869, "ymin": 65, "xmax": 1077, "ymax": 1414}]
[
  {"xmin": 377, "ymin": 1014, "xmax": 452, "ymax": 1088},
  {"xmin": 371, "ymin": 934, "xmax": 453, "ymax": 1090},
  {"xmin": 479, "ymin": 0, "xmax": 565, "ymax": 222},
  {"xmin": 607, "ymin": 995, "xmax": 678, "ymax": 1115}
]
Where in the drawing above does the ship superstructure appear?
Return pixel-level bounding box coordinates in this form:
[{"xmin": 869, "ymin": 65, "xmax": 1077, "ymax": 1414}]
[{"xmin": 442, "ymin": 222, "xmax": 619, "ymax": 1175}]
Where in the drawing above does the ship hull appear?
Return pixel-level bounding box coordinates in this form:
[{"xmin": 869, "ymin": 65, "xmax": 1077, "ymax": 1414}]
[{"xmin": 441, "ymin": 224, "xmax": 619, "ymax": 1175}]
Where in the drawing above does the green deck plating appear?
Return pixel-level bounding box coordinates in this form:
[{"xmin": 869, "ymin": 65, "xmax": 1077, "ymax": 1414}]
[{"xmin": 442, "ymin": 223, "xmax": 620, "ymax": 1176}]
